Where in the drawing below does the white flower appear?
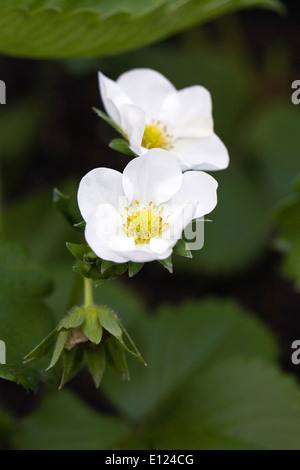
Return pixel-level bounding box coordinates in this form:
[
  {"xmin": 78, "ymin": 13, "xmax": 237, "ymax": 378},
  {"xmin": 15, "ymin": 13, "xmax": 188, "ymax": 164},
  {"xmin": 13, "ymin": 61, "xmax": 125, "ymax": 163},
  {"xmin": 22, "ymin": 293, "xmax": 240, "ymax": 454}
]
[
  {"xmin": 78, "ymin": 149, "xmax": 218, "ymax": 263},
  {"xmin": 98, "ymin": 68, "xmax": 229, "ymax": 171}
]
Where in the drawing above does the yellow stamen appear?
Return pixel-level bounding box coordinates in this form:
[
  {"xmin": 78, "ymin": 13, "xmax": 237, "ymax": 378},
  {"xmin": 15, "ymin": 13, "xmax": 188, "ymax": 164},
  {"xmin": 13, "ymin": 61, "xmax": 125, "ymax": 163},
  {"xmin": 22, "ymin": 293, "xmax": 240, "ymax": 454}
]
[
  {"xmin": 142, "ymin": 124, "xmax": 168, "ymax": 150},
  {"xmin": 126, "ymin": 208, "xmax": 163, "ymax": 245}
]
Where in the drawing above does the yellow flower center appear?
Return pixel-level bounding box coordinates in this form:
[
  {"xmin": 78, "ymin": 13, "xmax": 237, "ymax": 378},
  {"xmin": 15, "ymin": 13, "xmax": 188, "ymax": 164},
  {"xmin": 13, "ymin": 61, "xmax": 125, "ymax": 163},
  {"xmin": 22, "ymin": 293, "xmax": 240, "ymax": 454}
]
[
  {"xmin": 126, "ymin": 207, "xmax": 162, "ymax": 244},
  {"xmin": 141, "ymin": 122, "xmax": 173, "ymax": 150}
]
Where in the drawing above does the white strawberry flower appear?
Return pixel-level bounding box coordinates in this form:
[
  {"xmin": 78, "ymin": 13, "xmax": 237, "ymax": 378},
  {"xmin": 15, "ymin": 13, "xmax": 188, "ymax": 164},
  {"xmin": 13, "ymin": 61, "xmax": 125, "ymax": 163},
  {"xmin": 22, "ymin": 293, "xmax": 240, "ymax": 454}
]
[
  {"xmin": 78, "ymin": 149, "xmax": 218, "ymax": 263},
  {"xmin": 98, "ymin": 68, "xmax": 229, "ymax": 171}
]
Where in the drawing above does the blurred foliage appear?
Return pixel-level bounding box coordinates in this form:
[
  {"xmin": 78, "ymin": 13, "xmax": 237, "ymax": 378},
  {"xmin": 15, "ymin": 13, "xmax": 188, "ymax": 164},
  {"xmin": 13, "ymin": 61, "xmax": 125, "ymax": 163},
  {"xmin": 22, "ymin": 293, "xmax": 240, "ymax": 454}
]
[
  {"xmin": 0, "ymin": 407, "xmax": 12, "ymax": 445},
  {"xmin": 11, "ymin": 390, "xmax": 128, "ymax": 450},
  {"xmin": 0, "ymin": 2, "xmax": 300, "ymax": 451},
  {"xmin": 0, "ymin": 238, "xmax": 55, "ymax": 389},
  {"xmin": 275, "ymin": 175, "xmax": 300, "ymax": 291},
  {"xmin": 0, "ymin": 0, "xmax": 282, "ymax": 58},
  {"xmin": 8, "ymin": 284, "xmax": 300, "ymax": 450}
]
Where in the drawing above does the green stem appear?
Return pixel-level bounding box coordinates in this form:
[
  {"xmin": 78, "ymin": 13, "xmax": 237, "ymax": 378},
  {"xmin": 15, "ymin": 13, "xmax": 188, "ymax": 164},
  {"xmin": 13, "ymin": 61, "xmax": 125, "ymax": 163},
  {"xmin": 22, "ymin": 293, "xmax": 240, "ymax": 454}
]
[
  {"xmin": 0, "ymin": 166, "xmax": 3, "ymax": 235},
  {"xmin": 84, "ymin": 277, "xmax": 94, "ymax": 308}
]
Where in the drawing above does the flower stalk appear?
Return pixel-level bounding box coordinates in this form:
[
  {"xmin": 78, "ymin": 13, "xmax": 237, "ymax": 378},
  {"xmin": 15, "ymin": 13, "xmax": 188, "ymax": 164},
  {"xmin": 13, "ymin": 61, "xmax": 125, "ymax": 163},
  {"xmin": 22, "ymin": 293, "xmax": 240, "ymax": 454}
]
[{"xmin": 84, "ymin": 277, "xmax": 94, "ymax": 308}]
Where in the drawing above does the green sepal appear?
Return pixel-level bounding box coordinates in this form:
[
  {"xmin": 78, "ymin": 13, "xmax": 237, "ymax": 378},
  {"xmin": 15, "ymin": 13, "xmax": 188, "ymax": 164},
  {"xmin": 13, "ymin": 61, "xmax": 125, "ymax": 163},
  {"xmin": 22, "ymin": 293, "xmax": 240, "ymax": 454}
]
[
  {"xmin": 83, "ymin": 251, "xmax": 98, "ymax": 264},
  {"xmin": 53, "ymin": 188, "xmax": 77, "ymax": 226},
  {"xmin": 58, "ymin": 307, "xmax": 85, "ymax": 330},
  {"xmin": 66, "ymin": 242, "xmax": 91, "ymax": 262},
  {"xmin": 105, "ymin": 337, "xmax": 130, "ymax": 381},
  {"xmin": 73, "ymin": 220, "xmax": 86, "ymax": 229},
  {"xmin": 128, "ymin": 261, "xmax": 144, "ymax": 278},
  {"xmin": 109, "ymin": 138, "xmax": 136, "ymax": 156},
  {"xmin": 85, "ymin": 346, "xmax": 106, "ymax": 388},
  {"xmin": 173, "ymin": 239, "xmax": 193, "ymax": 258},
  {"xmin": 118, "ymin": 326, "xmax": 147, "ymax": 366},
  {"xmin": 47, "ymin": 330, "xmax": 69, "ymax": 370},
  {"xmin": 98, "ymin": 307, "xmax": 122, "ymax": 338},
  {"xmin": 114, "ymin": 263, "xmax": 127, "ymax": 275},
  {"xmin": 59, "ymin": 345, "xmax": 84, "ymax": 389},
  {"xmin": 158, "ymin": 255, "xmax": 173, "ymax": 273},
  {"xmin": 73, "ymin": 265, "xmax": 91, "ymax": 278},
  {"xmin": 23, "ymin": 328, "xmax": 59, "ymax": 364},
  {"xmin": 82, "ymin": 307, "xmax": 103, "ymax": 344},
  {"xmin": 100, "ymin": 259, "xmax": 117, "ymax": 273},
  {"xmin": 93, "ymin": 107, "xmax": 127, "ymax": 139}
]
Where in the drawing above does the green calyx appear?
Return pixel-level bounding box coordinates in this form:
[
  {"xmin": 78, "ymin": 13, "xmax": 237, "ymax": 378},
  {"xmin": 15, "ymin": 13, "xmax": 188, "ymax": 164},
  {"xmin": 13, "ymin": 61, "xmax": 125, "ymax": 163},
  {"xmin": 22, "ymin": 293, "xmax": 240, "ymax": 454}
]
[{"xmin": 24, "ymin": 305, "xmax": 146, "ymax": 389}]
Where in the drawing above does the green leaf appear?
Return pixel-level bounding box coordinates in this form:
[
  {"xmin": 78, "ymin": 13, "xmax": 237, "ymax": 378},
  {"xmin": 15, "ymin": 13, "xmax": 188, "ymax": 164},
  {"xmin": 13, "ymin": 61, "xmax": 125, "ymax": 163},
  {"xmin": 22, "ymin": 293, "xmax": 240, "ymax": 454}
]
[
  {"xmin": 103, "ymin": 299, "xmax": 278, "ymax": 421},
  {"xmin": 275, "ymin": 175, "xmax": 300, "ymax": 290},
  {"xmin": 173, "ymin": 239, "xmax": 192, "ymax": 258},
  {"xmin": 128, "ymin": 261, "xmax": 144, "ymax": 278},
  {"xmin": 0, "ymin": 238, "xmax": 55, "ymax": 389},
  {"xmin": 109, "ymin": 138, "xmax": 136, "ymax": 156},
  {"xmin": 47, "ymin": 330, "xmax": 69, "ymax": 370},
  {"xmin": 11, "ymin": 390, "xmax": 128, "ymax": 450},
  {"xmin": 85, "ymin": 346, "xmax": 106, "ymax": 388},
  {"xmin": 158, "ymin": 255, "xmax": 173, "ymax": 273},
  {"xmin": 0, "ymin": 1, "xmax": 283, "ymax": 59},
  {"xmin": 53, "ymin": 188, "xmax": 77, "ymax": 226},
  {"xmin": 82, "ymin": 307, "xmax": 103, "ymax": 344},
  {"xmin": 105, "ymin": 337, "xmax": 130, "ymax": 381},
  {"xmin": 98, "ymin": 307, "xmax": 122, "ymax": 338},
  {"xmin": 150, "ymin": 359, "xmax": 300, "ymax": 450}
]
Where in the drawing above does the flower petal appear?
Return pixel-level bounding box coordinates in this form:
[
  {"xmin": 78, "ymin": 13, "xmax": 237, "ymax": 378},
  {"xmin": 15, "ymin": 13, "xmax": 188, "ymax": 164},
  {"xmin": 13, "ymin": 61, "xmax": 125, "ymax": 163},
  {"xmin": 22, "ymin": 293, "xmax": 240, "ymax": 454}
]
[
  {"xmin": 116, "ymin": 68, "xmax": 176, "ymax": 121},
  {"xmin": 78, "ymin": 168, "xmax": 124, "ymax": 221},
  {"xmin": 173, "ymin": 116, "xmax": 214, "ymax": 139},
  {"xmin": 119, "ymin": 103, "xmax": 146, "ymax": 154},
  {"xmin": 172, "ymin": 134, "xmax": 229, "ymax": 171},
  {"xmin": 98, "ymin": 72, "xmax": 132, "ymax": 127},
  {"xmin": 160, "ymin": 85, "xmax": 213, "ymax": 131},
  {"xmin": 109, "ymin": 237, "xmax": 173, "ymax": 263},
  {"xmin": 170, "ymin": 170, "xmax": 218, "ymax": 225},
  {"xmin": 122, "ymin": 149, "xmax": 182, "ymax": 205},
  {"xmin": 85, "ymin": 204, "xmax": 127, "ymax": 263}
]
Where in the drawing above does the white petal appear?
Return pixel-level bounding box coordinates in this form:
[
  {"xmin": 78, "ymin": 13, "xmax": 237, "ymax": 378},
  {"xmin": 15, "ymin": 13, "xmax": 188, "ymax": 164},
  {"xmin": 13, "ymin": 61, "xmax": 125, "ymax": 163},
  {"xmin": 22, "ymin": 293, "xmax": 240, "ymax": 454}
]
[
  {"xmin": 170, "ymin": 170, "xmax": 218, "ymax": 223},
  {"xmin": 173, "ymin": 116, "xmax": 214, "ymax": 139},
  {"xmin": 159, "ymin": 85, "xmax": 212, "ymax": 128},
  {"xmin": 172, "ymin": 134, "xmax": 229, "ymax": 171},
  {"xmin": 85, "ymin": 204, "xmax": 126, "ymax": 263},
  {"xmin": 116, "ymin": 68, "xmax": 176, "ymax": 121},
  {"xmin": 78, "ymin": 168, "xmax": 124, "ymax": 221},
  {"xmin": 109, "ymin": 239, "xmax": 173, "ymax": 263},
  {"xmin": 119, "ymin": 103, "xmax": 146, "ymax": 154},
  {"xmin": 108, "ymin": 235, "xmax": 136, "ymax": 253},
  {"xmin": 149, "ymin": 238, "xmax": 174, "ymax": 256},
  {"xmin": 122, "ymin": 149, "xmax": 182, "ymax": 205},
  {"xmin": 98, "ymin": 72, "xmax": 132, "ymax": 127}
]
